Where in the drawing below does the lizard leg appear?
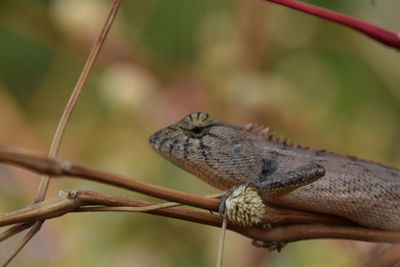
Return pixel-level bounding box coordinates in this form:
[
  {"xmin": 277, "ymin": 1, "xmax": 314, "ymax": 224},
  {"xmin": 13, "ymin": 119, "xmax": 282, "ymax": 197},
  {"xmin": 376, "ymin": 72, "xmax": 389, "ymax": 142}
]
[
  {"xmin": 256, "ymin": 162, "xmax": 326, "ymax": 196},
  {"xmin": 219, "ymin": 163, "xmax": 326, "ymax": 250},
  {"xmin": 219, "ymin": 163, "xmax": 326, "ymax": 216}
]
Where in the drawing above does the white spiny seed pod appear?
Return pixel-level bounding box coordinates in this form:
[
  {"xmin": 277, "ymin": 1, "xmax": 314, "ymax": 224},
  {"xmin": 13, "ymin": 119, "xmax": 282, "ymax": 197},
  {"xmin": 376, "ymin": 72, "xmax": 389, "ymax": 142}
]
[{"xmin": 224, "ymin": 185, "xmax": 265, "ymax": 226}]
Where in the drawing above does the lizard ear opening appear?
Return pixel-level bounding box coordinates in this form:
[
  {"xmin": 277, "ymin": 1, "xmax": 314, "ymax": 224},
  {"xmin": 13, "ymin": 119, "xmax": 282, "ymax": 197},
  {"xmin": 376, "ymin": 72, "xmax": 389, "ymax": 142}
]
[{"xmin": 232, "ymin": 142, "xmax": 242, "ymax": 154}]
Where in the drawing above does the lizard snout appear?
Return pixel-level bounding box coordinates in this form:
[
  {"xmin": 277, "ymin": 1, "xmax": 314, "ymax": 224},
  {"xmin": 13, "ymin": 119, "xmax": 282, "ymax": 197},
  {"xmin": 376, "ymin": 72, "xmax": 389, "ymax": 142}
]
[{"xmin": 148, "ymin": 131, "xmax": 160, "ymax": 150}]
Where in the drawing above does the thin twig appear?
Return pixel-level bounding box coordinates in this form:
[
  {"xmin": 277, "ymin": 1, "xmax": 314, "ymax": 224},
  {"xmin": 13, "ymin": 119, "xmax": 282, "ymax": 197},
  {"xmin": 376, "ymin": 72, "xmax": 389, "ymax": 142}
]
[
  {"xmin": 34, "ymin": 0, "xmax": 121, "ymax": 203},
  {"xmin": 217, "ymin": 217, "xmax": 227, "ymax": 267},
  {"xmin": 34, "ymin": 0, "xmax": 121, "ymax": 197},
  {"xmin": 0, "ymin": 223, "xmax": 33, "ymax": 242},
  {"xmin": 265, "ymin": 0, "xmax": 400, "ymax": 50},
  {"xmin": 3, "ymin": 0, "xmax": 122, "ymax": 265},
  {"xmin": 1, "ymin": 221, "xmax": 41, "ymax": 267},
  {"xmin": 0, "ymin": 191, "xmax": 82, "ymax": 227},
  {"xmin": 77, "ymin": 203, "xmax": 182, "ymax": 212}
]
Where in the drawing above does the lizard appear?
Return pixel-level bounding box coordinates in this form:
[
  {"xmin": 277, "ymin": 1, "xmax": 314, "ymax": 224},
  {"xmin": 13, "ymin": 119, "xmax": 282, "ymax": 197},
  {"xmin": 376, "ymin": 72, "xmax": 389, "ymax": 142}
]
[{"xmin": 148, "ymin": 112, "xmax": 400, "ymax": 236}]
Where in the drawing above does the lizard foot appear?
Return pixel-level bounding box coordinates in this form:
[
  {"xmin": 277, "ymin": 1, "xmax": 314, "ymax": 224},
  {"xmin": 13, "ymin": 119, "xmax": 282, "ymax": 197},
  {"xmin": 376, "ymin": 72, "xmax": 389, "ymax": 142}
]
[
  {"xmin": 219, "ymin": 183, "xmax": 265, "ymax": 226},
  {"xmin": 252, "ymin": 240, "xmax": 286, "ymax": 252}
]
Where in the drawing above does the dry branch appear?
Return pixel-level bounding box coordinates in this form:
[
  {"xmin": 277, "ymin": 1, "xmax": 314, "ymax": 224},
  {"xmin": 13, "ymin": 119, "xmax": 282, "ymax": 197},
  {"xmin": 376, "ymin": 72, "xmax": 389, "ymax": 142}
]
[
  {"xmin": 0, "ymin": 147, "xmax": 217, "ymax": 210},
  {"xmin": 1, "ymin": 147, "xmax": 399, "ymax": 246}
]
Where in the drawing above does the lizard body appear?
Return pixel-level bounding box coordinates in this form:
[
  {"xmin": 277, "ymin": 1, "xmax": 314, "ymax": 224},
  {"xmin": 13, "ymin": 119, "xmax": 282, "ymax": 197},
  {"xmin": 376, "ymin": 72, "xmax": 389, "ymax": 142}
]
[{"xmin": 149, "ymin": 112, "xmax": 400, "ymax": 231}]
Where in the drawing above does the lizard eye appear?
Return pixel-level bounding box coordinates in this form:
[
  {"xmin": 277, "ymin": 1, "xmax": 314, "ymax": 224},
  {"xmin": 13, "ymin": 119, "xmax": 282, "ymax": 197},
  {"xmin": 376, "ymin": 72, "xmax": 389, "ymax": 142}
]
[{"xmin": 189, "ymin": 126, "xmax": 205, "ymax": 137}]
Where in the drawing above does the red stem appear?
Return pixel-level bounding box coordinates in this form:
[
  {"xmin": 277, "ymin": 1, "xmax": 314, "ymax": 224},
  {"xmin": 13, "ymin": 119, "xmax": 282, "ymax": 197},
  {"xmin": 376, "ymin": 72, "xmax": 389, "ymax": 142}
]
[{"xmin": 265, "ymin": 0, "xmax": 400, "ymax": 50}]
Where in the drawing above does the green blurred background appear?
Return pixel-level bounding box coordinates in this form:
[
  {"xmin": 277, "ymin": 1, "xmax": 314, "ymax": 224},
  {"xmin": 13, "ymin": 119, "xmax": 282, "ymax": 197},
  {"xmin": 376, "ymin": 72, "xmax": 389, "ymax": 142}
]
[{"xmin": 0, "ymin": 0, "xmax": 399, "ymax": 266}]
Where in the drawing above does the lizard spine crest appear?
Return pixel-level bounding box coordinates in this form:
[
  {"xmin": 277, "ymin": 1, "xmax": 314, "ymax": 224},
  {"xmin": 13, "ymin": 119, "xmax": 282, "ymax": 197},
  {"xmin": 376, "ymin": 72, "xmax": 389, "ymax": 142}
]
[
  {"xmin": 241, "ymin": 123, "xmax": 396, "ymax": 169},
  {"xmin": 241, "ymin": 123, "xmax": 306, "ymax": 149}
]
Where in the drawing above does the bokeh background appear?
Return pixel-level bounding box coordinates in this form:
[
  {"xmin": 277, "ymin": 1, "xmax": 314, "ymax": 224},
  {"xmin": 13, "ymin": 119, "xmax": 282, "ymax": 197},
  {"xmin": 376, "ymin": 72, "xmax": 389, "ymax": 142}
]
[{"xmin": 0, "ymin": 0, "xmax": 399, "ymax": 266}]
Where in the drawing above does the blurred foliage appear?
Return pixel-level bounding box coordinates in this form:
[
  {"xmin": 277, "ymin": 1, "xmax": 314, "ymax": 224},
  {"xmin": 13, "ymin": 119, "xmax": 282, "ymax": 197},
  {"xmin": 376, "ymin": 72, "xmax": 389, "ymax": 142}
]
[{"xmin": 0, "ymin": 0, "xmax": 399, "ymax": 266}]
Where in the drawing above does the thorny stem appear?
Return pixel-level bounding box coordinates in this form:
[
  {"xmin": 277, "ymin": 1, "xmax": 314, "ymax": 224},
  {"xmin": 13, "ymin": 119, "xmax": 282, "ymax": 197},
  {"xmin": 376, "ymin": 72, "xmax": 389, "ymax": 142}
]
[
  {"xmin": 4, "ymin": 0, "xmax": 122, "ymax": 266},
  {"xmin": 265, "ymin": 0, "xmax": 400, "ymax": 50}
]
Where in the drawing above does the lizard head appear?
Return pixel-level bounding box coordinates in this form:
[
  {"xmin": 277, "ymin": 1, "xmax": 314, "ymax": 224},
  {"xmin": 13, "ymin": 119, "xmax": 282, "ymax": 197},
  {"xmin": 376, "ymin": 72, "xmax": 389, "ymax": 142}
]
[{"xmin": 149, "ymin": 112, "xmax": 263, "ymax": 190}]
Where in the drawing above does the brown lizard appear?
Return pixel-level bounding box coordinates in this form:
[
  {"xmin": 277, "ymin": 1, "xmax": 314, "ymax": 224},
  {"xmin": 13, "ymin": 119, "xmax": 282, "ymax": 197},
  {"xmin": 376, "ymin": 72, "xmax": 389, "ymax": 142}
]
[{"xmin": 149, "ymin": 112, "xmax": 400, "ymax": 235}]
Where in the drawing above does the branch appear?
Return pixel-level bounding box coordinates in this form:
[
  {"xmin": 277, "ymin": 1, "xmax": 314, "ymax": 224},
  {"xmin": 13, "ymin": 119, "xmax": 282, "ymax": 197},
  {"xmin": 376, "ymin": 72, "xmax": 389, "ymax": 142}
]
[
  {"xmin": 1, "ymin": 147, "xmax": 399, "ymax": 245},
  {"xmin": 265, "ymin": 0, "xmax": 400, "ymax": 50},
  {"xmin": 0, "ymin": 147, "xmax": 217, "ymax": 211},
  {"xmin": 1, "ymin": 190, "xmax": 399, "ymax": 244}
]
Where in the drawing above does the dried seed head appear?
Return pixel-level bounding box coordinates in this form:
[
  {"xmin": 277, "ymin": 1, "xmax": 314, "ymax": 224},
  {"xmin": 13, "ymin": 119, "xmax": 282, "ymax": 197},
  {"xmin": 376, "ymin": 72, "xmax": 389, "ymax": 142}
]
[{"xmin": 224, "ymin": 185, "xmax": 265, "ymax": 226}]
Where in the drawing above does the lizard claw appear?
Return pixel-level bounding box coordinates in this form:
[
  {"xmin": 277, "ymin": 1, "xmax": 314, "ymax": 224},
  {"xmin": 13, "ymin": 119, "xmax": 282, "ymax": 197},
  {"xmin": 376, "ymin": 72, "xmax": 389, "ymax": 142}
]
[
  {"xmin": 218, "ymin": 200, "xmax": 227, "ymax": 218},
  {"xmin": 251, "ymin": 240, "xmax": 286, "ymax": 252},
  {"xmin": 218, "ymin": 186, "xmax": 238, "ymax": 217}
]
